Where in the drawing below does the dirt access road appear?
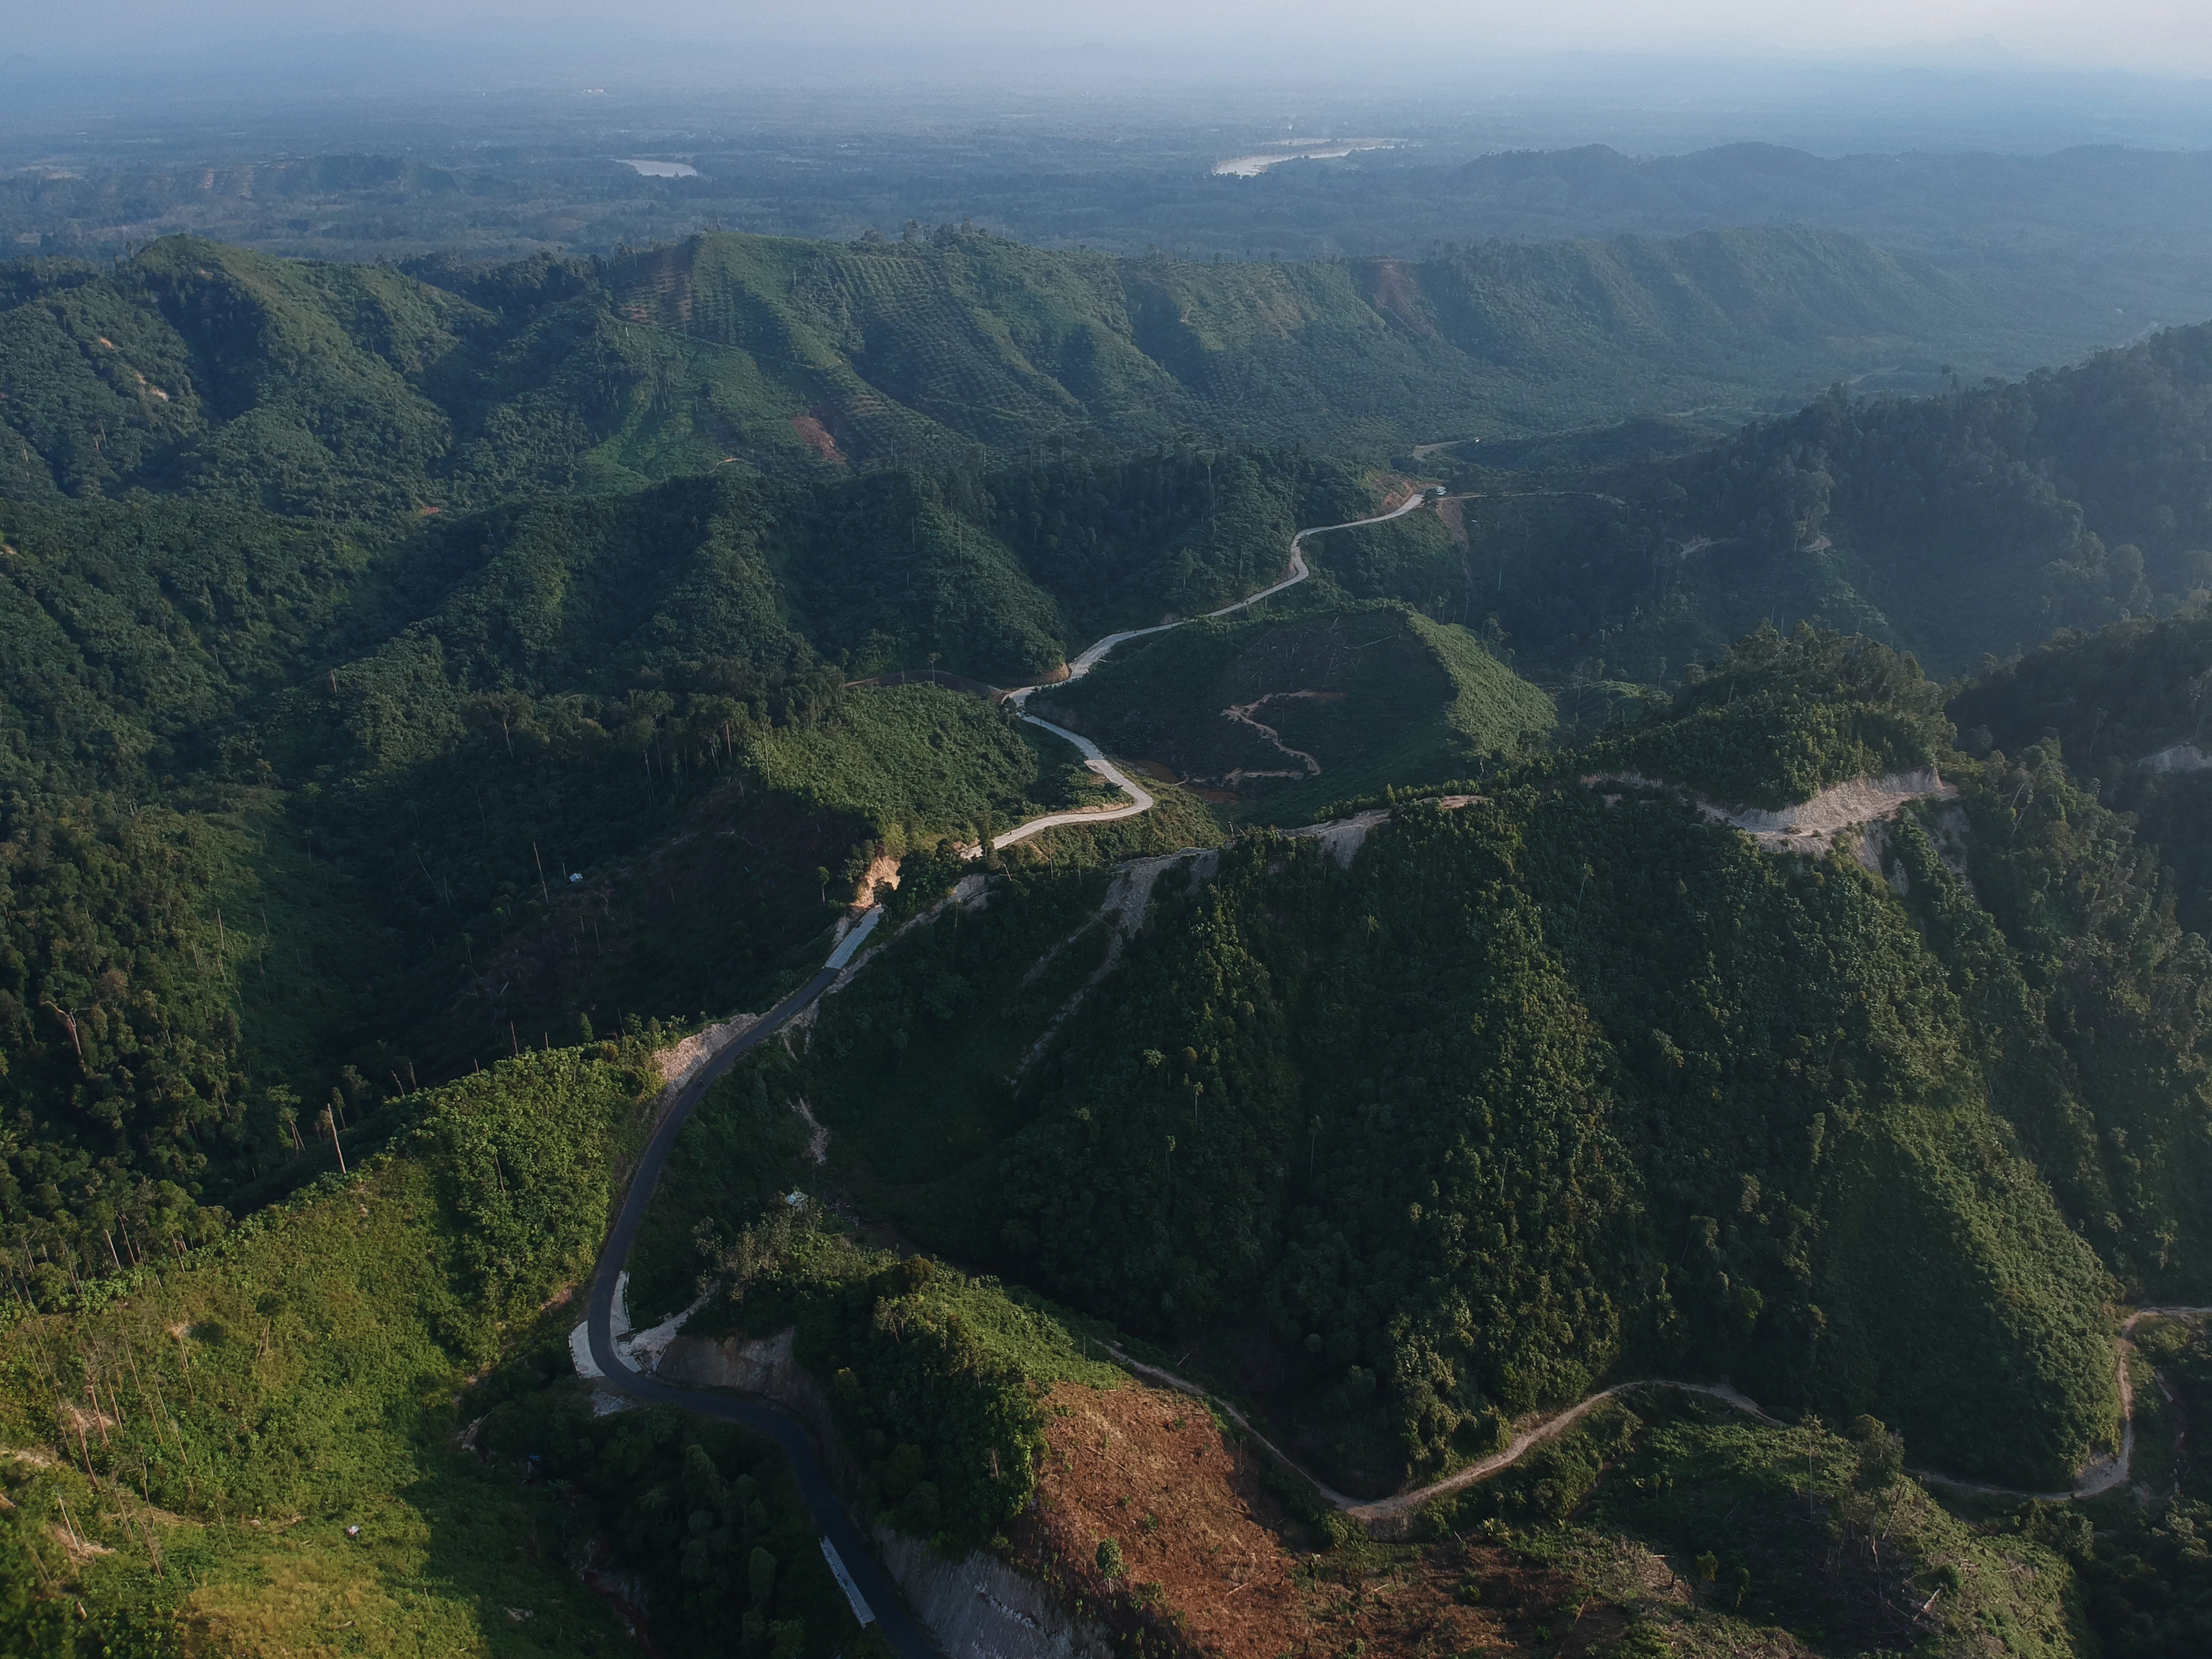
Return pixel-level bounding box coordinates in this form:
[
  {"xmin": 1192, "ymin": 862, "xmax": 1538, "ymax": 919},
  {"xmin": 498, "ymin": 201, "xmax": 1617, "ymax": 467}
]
[{"xmin": 1101, "ymin": 1306, "xmax": 2212, "ymax": 1528}]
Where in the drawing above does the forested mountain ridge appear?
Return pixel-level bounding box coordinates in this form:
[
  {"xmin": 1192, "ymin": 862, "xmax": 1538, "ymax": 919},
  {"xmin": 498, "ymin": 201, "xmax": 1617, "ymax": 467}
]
[
  {"xmin": 0, "ymin": 223, "xmax": 2008, "ymax": 516},
  {"xmin": 1451, "ymin": 319, "xmax": 2212, "ymax": 681},
  {"xmin": 7, "ymin": 506, "xmax": 2212, "ymax": 1655},
  {"xmin": 7, "ymin": 196, "xmax": 2212, "ymax": 1659},
  {"xmin": 784, "ymin": 630, "xmax": 2210, "ymax": 1506},
  {"xmin": 597, "ymin": 223, "xmax": 1980, "ymax": 457},
  {"xmin": 16, "ymin": 136, "xmax": 2212, "ymax": 362},
  {"xmin": 1952, "ymin": 607, "xmax": 2212, "ymax": 773},
  {"xmin": 1951, "ymin": 607, "xmax": 2212, "ymax": 937},
  {"xmin": 0, "ymin": 448, "xmax": 1399, "ymax": 1273}
]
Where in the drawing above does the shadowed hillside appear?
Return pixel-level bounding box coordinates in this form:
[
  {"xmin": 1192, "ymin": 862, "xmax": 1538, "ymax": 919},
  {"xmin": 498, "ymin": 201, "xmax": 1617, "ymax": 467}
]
[{"xmin": 1447, "ymin": 321, "xmax": 2212, "ymax": 680}]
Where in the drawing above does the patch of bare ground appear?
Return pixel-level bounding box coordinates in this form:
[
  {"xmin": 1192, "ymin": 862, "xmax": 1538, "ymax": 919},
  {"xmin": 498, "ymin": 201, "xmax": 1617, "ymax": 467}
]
[
  {"xmin": 1435, "ymin": 494, "xmax": 1468, "ymax": 545},
  {"xmin": 791, "ymin": 413, "xmax": 846, "ymax": 464},
  {"xmin": 1010, "ymin": 1382, "xmax": 1642, "ymax": 1658},
  {"xmin": 847, "ymin": 850, "xmax": 903, "ymax": 909},
  {"xmin": 653, "ymin": 1009, "xmax": 765, "ymax": 1100},
  {"xmin": 1584, "ymin": 769, "xmax": 1954, "ymax": 857}
]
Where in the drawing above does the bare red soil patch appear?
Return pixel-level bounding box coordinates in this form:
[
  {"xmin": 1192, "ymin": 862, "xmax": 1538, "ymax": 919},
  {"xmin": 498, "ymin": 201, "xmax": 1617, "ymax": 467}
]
[
  {"xmin": 1373, "ymin": 472, "xmax": 1430, "ymax": 513},
  {"xmin": 1010, "ymin": 1382, "xmax": 1631, "ymax": 1658},
  {"xmin": 791, "ymin": 413, "xmax": 847, "ymax": 464}
]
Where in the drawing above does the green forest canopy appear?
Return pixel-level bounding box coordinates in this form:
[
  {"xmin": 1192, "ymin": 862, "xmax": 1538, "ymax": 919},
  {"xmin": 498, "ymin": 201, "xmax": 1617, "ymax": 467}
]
[
  {"xmin": 0, "ymin": 225, "xmax": 2010, "ymax": 515},
  {"xmin": 3, "ymin": 211, "xmax": 2212, "ymax": 1659}
]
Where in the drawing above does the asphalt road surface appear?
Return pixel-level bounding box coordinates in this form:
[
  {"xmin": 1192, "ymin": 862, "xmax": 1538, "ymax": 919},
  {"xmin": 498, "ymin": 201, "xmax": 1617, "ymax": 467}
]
[{"xmin": 582, "ymin": 914, "xmax": 939, "ymax": 1659}]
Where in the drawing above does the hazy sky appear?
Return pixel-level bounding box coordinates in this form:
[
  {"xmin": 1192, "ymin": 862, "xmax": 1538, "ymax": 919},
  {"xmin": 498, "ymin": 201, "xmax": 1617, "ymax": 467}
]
[{"xmin": 18, "ymin": 0, "xmax": 2212, "ymax": 74}]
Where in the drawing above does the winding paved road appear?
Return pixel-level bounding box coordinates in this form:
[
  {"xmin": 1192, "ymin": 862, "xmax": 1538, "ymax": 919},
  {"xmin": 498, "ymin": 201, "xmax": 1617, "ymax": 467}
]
[
  {"xmin": 986, "ymin": 490, "xmax": 1436, "ymax": 852},
  {"xmin": 574, "ymin": 481, "xmax": 2208, "ymax": 1651},
  {"xmin": 579, "ymin": 913, "xmax": 942, "ymax": 1658},
  {"xmin": 581, "ymin": 487, "xmax": 2192, "ymax": 1645}
]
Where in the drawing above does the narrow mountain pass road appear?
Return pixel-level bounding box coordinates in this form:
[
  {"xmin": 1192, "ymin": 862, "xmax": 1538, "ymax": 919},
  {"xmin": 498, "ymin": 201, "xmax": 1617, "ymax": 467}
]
[
  {"xmin": 991, "ymin": 715, "xmax": 1157, "ymax": 848},
  {"xmin": 1098, "ymin": 1341, "xmax": 1778, "ymax": 1525},
  {"xmin": 1907, "ymin": 1305, "xmax": 2212, "ymax": 1502}
]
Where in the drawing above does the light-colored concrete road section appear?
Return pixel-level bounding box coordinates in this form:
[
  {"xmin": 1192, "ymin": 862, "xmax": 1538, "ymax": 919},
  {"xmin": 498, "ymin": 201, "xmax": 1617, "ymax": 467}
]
[
  {"xmin": 981, "ymin": 489, "xmax": 1435, "ymax": 855},
  {"xmin": 989, "ymin": 715, "xmax": 1158, "ymax": 850},
  {"xmin": 1909, "ymin": 1305, "xmax": 2212, "ymax": 1502}
]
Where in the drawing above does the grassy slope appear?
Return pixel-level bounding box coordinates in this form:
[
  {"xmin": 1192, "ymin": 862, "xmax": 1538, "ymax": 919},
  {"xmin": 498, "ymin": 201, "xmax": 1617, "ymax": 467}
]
[
  {"xmin": 1477, "ymin": 1394, "xmax": 2088, "ymax": 1658},
  {"xmin": 0, "ymin": 1045, "xmax": 678, "ymax": 1653}
]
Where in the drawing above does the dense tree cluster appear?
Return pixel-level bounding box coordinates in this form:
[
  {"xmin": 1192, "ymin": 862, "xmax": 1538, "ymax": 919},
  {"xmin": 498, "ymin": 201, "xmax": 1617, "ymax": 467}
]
[
  {"xmin": 1453, "ymin": 329, "xmax": 2212, "ymax": 680},
  {"xmin": 0, "ymin": 431, "xmax": 1366, "ymax": 1280},
  {"xmin": 1588, "ymin": 623, "xmax": 1951, "ymax": 807},
  {"xmin": 993, "ymin": 782, "xmax": 2119, "ymax": 1491},
  {"xmin": 957, "ymin": 631, "xmax": 2204, "ymax": 1492},
  {"xmin": 1952, "ymin": 608, "xmax": 2212, "ymax": 935}
]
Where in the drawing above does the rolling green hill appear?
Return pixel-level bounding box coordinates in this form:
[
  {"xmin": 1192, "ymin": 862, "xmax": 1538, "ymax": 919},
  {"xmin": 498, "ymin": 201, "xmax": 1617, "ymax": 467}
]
[
  {"xmin": 1029, "ymin": 600, "xmax": 1555, "ymax": 821},
  {"xmin": 0, "ymin": 451, "xmax": 1398, "ymax": 1276},
  {"xmin": 0, "ymin": 224, "xmax": 2011, "ymax": 516},
  {"xmin": 0, "ymin": 1039, "xmax": 879, "ymax": 1659},
  {"xmin": 8, "ymin": 209, "xmax": 2212, "ymax": 1659},
  {"xmin": 765, "ymin": 632, "xmax": 2210, "ymax": 1506}
]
